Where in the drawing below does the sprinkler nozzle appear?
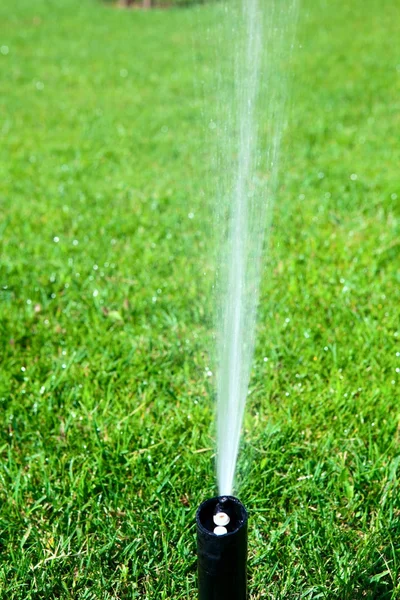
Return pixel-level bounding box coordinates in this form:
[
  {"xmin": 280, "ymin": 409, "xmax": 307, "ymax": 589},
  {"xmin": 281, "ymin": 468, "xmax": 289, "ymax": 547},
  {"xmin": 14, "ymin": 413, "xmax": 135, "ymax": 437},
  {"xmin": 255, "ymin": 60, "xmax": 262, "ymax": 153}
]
[
  {"xmin": 213, "ymin": 512, "xmax": 230, "ymax": 527},
  {"xmin": 196, "ymin": 495, "xmax": 248, "ymax": 600},
  {"xmin": 213, "ymin": 525, "xmax": 228, "ymax": 536}
]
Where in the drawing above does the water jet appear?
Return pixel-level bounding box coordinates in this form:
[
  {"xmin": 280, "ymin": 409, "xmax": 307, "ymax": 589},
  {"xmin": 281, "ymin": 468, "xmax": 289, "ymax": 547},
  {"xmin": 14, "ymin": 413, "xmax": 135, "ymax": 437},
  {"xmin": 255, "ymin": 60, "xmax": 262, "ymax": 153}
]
[{"xmin": 194, "ymin": 0, "xmax": 297, "ymax": 596}]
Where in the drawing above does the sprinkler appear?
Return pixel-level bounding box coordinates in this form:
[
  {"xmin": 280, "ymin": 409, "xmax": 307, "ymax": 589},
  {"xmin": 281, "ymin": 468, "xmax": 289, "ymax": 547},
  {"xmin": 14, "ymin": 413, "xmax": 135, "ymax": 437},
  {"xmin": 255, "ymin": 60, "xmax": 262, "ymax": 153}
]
[{"xmin": 196, "ymin": 495, "xmax": 248, "ymax": 600}]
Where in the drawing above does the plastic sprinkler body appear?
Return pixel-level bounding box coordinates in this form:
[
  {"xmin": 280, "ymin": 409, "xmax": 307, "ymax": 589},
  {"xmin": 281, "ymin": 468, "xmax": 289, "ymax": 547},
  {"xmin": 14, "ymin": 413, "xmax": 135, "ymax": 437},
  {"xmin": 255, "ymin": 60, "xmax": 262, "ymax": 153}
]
[{"xmin": 196, "ymin": 495, "xmax": 248, "ymax": 600}]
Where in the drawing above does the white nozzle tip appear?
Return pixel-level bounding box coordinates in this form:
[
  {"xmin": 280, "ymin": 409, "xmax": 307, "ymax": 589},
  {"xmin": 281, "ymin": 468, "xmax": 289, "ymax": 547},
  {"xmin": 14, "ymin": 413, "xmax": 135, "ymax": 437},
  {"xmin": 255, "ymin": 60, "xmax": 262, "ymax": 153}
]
[
  {"xmin": 213, "ymin": 526, "xmax": 228, "ymax": 536},
  {"xmin": 213, "ymin": 512, "xmax": 230, "ymax": 527}
]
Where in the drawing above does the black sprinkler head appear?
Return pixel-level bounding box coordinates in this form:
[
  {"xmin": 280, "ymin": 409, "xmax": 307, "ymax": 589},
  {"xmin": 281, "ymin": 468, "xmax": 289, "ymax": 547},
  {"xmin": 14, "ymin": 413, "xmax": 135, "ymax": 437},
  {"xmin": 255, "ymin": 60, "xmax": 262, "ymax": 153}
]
[{"xmin": 196, "ymin": 495, "xmax": 248, "ymax": 600}]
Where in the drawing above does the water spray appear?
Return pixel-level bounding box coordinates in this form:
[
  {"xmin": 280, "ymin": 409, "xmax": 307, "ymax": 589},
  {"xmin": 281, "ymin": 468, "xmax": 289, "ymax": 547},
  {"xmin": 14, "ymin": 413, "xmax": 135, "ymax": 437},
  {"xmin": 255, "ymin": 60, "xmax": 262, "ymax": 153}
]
[
  {"xmin": 196, "ymin": 495, "xmax": 248, "ymax": 600},
  {"xmin": 193, "ymin": 2, "xmax": 297, "ymax": 597}
]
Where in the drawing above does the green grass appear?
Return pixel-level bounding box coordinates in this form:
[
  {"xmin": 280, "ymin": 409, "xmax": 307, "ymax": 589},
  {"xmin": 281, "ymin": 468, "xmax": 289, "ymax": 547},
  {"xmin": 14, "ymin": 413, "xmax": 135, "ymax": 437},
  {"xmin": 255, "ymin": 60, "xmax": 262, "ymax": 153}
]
[{"xmin": 1, "ymin": 0, "xmax": 400, "ymax": 598}]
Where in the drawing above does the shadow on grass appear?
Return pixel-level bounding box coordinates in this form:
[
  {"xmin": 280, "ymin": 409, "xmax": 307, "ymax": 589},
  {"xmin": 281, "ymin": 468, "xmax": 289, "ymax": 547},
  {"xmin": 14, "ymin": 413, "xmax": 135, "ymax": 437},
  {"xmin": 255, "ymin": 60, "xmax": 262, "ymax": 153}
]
[{"xmin": 102, "ymin": 0, "xmax": 210, "ymax": 8}]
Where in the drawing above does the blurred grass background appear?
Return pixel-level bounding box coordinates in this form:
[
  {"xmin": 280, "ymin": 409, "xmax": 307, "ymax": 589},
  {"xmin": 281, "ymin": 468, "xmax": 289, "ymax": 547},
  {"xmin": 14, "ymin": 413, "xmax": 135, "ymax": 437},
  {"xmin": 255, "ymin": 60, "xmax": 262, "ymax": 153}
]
[{"xmin": 0, "ymin": 0, "xmax": 399, "ymax": 598}]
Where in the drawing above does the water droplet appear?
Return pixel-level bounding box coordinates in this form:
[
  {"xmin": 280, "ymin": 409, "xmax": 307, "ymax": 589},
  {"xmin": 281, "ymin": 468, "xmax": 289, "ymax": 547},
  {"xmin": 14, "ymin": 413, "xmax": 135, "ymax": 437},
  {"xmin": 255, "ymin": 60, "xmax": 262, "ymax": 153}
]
[
  {"xmin": 93, "ymin": 289, "xmax": 99, "ymax": 297},
  {"xmin": 350, "ymin": 173, "xmax": 358, "ymax": 181},
  {"xmin": 1, "ymin": 45, "xmax": 9, "ymax": 55},
  {"xmin": 53, "ymin": 236, "xmax": 60, "ymax": 243}
]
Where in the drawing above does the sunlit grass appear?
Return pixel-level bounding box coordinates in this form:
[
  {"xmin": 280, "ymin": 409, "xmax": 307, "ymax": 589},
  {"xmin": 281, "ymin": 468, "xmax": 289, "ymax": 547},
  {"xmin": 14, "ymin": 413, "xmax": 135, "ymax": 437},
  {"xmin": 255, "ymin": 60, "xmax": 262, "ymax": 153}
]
[{"xmin": 0, "ymin": 0, "xmax": 399, "ymax": 598}]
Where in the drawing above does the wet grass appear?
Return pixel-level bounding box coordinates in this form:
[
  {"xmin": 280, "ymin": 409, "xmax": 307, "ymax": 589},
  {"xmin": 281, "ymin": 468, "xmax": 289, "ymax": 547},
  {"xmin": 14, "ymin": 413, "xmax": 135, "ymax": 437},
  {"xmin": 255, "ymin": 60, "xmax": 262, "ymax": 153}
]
[{"xmin": 0, "ymin": 0, "xmax": 399, "ymax": 598}]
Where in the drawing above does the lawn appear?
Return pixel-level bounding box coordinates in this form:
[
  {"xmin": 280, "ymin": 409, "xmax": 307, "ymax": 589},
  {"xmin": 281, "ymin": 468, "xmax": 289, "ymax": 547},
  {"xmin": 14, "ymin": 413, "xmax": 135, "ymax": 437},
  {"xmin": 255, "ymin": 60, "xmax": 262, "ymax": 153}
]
[{"xmin": 0, "ymin": 0, "xmax": 399, "ymax": 598}]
